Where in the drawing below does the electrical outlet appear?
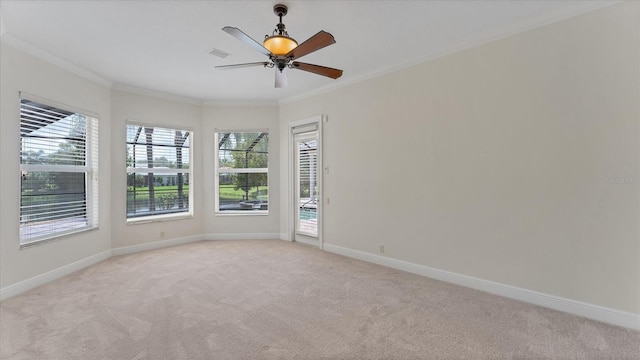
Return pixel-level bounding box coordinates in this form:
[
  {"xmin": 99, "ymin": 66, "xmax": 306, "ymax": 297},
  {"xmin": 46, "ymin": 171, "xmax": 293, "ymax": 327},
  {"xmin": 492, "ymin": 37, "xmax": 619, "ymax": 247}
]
[
  {"xmin": 326, "ymin": 197, "xmax": 330, "ymax": 204},
  {"xmin": 379, "ymin": 245, "xmax": 384, "ymax": 253},
  {"xmin": 160, "ymin": 231, "xmax": 165, "ymax": 238}
]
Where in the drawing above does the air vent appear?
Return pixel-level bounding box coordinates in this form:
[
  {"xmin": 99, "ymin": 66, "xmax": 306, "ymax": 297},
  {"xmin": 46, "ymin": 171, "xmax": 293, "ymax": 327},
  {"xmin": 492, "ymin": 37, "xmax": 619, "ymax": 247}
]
[{"xmin": 208, "ymin": 48, "xmax": 230, "ymax": 58}]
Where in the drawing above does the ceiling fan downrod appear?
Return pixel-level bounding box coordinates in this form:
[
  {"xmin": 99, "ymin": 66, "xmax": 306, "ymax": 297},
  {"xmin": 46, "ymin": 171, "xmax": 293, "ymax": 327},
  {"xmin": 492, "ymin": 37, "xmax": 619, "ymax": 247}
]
[{"xmin": 272, "ymin": 4, "xmax": 289, "ymax": 37}]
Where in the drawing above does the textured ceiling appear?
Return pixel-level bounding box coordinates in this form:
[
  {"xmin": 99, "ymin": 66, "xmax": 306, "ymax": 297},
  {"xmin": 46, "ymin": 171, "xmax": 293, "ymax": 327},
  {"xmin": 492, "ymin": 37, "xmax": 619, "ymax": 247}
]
[{"xmin": 0, "ymin": 0, "xmax": 613, "ymax": 104}]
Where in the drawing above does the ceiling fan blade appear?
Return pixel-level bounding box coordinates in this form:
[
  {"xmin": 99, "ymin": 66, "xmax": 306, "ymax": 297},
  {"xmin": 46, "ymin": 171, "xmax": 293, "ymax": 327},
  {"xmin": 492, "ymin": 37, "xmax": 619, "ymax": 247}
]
[
  {"xmin": 275, "ymin": 68, "xmax": 288, "ymax": 88},
  {"xmin": 285, "ymin": 30, "xmax": 336, "ymax": 60},
  {"xmin": 291, "ymin": 62, "xmax": 343, "ymax": 79},
  {"xmin": 215, "ymin": 62, "xmax": 270, "ymax": 70},
  {"xmin": 222, "ymin": 26, "xmax": 272, "ymax": 56}
]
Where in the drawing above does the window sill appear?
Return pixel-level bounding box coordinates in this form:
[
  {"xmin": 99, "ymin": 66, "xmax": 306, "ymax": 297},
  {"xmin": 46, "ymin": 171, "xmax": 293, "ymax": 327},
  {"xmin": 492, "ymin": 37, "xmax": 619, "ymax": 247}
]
[
  {"xmin": 20, "ymin": 226, "xmax": 99, "ymax": 249},
  {"xmin": 127, "ymin": 213, "xmax": 193, "ymax": 225},
  {"xmin": 215, "ymin": 211, "xmax": 269, "ymax": 216}
]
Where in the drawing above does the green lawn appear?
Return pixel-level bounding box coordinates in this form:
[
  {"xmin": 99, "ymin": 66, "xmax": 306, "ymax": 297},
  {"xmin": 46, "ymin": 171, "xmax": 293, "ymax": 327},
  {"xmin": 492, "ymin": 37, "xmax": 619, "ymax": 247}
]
[
  {"xmin": 127, "ymin": 185, "xmax": 189, "ymax": 202},
  {"xmin": 126, "ymin": 185, "xmax": 267, "ymax": 202}
]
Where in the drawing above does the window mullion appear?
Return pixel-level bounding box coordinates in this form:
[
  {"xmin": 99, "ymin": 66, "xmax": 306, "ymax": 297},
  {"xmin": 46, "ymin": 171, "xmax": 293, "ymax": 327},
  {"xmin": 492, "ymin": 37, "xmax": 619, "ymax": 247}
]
[
  {"xmin": 126, "ymin": 167, "xmax": 189, "ymax": 174},
  {"xmin": 21, "ymin": 164, "xmax": 89, "ymax": 173},
  {"xmin": 218, "ymin": 168, "xmax": 268, "ymax": 174}
]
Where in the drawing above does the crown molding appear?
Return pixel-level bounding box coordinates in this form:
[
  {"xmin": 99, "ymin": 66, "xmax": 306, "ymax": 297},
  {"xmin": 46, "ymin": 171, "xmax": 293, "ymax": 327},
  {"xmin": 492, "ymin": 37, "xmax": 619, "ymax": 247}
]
[
  {"xmin": 279, "ymin": 1, "xmax": 619, "ymax": 106},
  {"xmin": 111, "ymin": 83, "xmax": 204, "ymax": 106},
  {"xmin": 0, "ymin": 1, "xmax": 619, "ymax": 107},
  {"xmin": 202, "ymin": 100, "xmax": 278, "ymax": 108},
  {"xmin": 112, "ymin": 84, "xmax": 279, "ymax": 108},
  {"xmin": 0, "ymin": 32, "xmax": 274, "ymax": 108},
  {"xmin": 0, "ymin": 34, "xmax": 112, "ymax": 89}
]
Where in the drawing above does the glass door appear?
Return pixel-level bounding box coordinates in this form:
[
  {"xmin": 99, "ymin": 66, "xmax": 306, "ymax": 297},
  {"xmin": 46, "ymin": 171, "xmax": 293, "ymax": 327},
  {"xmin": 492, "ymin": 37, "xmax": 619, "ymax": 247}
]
[{"xmin": 294, "ymin": 131, "xmax": 318, "ymax": 242}]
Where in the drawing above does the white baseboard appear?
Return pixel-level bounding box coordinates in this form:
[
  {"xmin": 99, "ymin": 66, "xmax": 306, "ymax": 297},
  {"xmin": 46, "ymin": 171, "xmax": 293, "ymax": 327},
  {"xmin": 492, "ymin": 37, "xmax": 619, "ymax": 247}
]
[
  {"xmin": 0, "ymin": 249, "xmax": 112, "ymax": 301},
  {"xmin": 4, "ymin": 237, "xmax": 637, "ymax": 331},
  {"xmin": 279, "ymin": 233, "xmax": 290, "ymax": 241},
  {"xmin": 203, "ymin": 233, "xmax": 281, "ymax": 241},
  {"xmin": 1, "ymin": 234, "xmax": 278, "ymax": 301},
  {"xmin": 111, "ymin": 235, "xmax": 204, "ymax": 256},
  {"xmin": 323, "ymin": 243, "xmax": 640, "ymax": 331}
]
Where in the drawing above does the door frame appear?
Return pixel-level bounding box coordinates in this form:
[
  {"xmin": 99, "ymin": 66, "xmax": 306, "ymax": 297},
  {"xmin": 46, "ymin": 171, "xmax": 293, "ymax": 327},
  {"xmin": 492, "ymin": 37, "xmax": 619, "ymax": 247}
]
[{"xmin": 288, "ymin": 115, "xmax": 324, "ymax": 249}]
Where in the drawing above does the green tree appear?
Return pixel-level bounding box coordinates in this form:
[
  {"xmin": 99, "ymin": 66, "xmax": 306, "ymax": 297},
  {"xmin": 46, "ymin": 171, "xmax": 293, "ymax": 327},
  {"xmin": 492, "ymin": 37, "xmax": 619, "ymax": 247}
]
[
  {"xmin": 228, "ymin": 132, "xmax": 268, "ymax": 200},
  {"xmin": 47, "ymin": 115, "xmax": 86, "ymax": 166},
  {"xmin": 22, "ymin": 149, "xmax": 45, "ymax": 164},
  {"xmin": 154, "ymin": 156, "xmax": 175, "ymax": 168},
  {"xmin": 46, "ymin": 115, "xmax": 87, "ymax": 193}
]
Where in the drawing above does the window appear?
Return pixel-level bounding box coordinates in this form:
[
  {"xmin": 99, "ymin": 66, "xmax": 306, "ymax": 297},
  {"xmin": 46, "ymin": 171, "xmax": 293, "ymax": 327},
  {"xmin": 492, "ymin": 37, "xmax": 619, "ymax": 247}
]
[
  {"xmin": 20, "ymin": 98, "xmax": 99, "ymax": 245},
  {"xmin": 215, "ymin": 131, "xmax": 268, "ymax": 213},
  {"xmin": 126, "ymin": 124, "xmax": 192, "ymax": 220}
]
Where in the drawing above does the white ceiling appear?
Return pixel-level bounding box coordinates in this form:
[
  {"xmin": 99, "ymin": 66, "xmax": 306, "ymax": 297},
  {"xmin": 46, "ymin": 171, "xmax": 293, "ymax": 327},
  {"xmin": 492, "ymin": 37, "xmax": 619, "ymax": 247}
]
[{"xmin": 0, "ymin": 0, "xmax": 613, "ymax": 104}]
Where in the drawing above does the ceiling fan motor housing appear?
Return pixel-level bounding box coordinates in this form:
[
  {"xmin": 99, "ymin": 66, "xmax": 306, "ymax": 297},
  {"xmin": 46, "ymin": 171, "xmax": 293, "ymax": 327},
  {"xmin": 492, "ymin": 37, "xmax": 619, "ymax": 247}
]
[{"xmin": 275, "ymin": 58, "xmax": 288, "ymax": 72}]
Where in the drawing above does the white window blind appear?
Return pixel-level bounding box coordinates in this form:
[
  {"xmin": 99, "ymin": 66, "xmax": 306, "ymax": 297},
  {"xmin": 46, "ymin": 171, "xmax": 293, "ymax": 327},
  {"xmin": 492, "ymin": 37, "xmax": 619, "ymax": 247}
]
[
  {"xmin": 20, "ymin": 98, "xmax": 99, "ymax": 245},
  {"xmin": 215, "ymin": 131, "xmax": 268, "ymax": 213},
  {"xmin": 292, "ymin": 123, "xmax": 318, "ymax": 134},
  {"xmin": 126, "ymin": 124, "xmax": 191, "ymax": 219}
]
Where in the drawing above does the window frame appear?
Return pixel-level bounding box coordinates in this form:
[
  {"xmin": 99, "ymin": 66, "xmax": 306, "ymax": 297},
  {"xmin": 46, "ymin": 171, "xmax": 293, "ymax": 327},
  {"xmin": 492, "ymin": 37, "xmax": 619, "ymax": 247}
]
[
  {"xmin": 19, "ymin": 97, "xmax": 99, "ymax": 247},
  {"xmin": 126, "ymin": 122, "xmax": 194, "ymax": 223},
  {"xmin": 214, "ymin": 130, "xmax": 269, "ymax": 216}
]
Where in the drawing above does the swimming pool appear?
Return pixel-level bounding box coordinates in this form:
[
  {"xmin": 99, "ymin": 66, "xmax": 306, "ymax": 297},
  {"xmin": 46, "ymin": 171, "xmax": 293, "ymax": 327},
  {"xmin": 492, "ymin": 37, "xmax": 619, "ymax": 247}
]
[{"xmin": 299, "ymin": 207, "xmax": 317, "ymax": 220}]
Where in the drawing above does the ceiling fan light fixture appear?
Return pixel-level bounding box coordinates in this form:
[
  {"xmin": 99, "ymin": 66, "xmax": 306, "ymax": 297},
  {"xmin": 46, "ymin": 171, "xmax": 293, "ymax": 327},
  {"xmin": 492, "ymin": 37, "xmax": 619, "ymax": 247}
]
[
  {"xmin": 218, "ymin": 3, "xmax": 342, "ymax": 87},
  {"xmin": 264, "ymin": 35, "xmax": 298, "ymax": 56}
]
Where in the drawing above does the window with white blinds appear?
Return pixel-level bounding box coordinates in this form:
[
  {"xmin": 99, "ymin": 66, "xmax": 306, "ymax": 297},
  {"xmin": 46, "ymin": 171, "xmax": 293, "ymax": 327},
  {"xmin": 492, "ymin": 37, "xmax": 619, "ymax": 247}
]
[
  {"xmin": 215, "ymin": 131, "xmax": 268, "ymax": 213},
  {"xmin": 126, "ymin": 124, "xmax": 192, "ymax": 220},
  {"xmin": 20, "ymin": 98, "xmax": 99, "ymax": 245}
]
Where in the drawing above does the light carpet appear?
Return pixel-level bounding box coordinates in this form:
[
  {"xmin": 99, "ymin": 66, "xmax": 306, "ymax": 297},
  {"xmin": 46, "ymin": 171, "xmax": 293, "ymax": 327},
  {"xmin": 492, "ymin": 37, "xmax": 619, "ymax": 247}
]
[{"xmin": 1, "ymin": 240, "xmax": 638, "ymax": 359}]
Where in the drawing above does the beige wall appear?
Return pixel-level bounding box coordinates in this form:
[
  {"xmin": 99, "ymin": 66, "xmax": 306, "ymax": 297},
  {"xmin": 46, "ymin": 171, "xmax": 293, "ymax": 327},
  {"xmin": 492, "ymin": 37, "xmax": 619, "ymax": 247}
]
[
  {"xmin": 279, "ymin": 2, "xmax": 640, "ymax": 313},
  {"xmin": 0, "ymin": 43, "xmax": 112, "ymax": 287},
  {"xmin": 201, "ymin": 105, "xmax": 281, "ymax": 237},
  {"xmin": 110, "ymin": 90, "xmax": 204, "ymax": 249}
]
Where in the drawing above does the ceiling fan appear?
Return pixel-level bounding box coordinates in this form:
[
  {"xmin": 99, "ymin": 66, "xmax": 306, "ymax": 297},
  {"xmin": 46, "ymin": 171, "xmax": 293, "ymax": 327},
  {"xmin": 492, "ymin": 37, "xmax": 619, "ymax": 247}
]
[{"xmin": 216, "ymin": 4, "xmax": 343, "ymax": 88}]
